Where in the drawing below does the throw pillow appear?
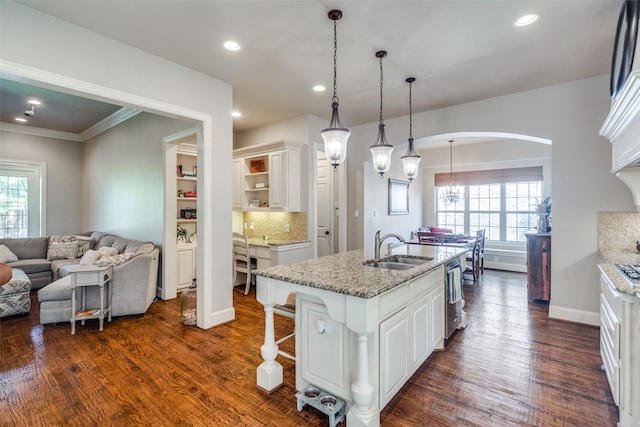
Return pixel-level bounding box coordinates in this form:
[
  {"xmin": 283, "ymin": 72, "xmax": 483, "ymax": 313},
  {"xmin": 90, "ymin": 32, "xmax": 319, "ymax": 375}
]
[
  {"xmin": 47, "ymin": 242, "xmax": 78, "ymax": 260},
  {"xmin": 0, "ymin": 245, "xmax": 18, "ymax": 263},
  {"xmin": 80, "ymin": 250, "xmax": 101, "ymax": 265},
  {"xmin": 49, "ymin": 234, "xmax": 77, "ymax": 244},
  {"xmin": 75, "ymin": 236, "xmax": 95, "ymax": 258},
  {"xmin": 97, "ymin": 247, "xmax": 119, "ymax": 257},
  {"xmin": 0, "ymin": 262, "xmax": 12, "ymax": 285},
  {"xmin": 95, "ymin": 252, "xmax": 135, "ymax": 267}
]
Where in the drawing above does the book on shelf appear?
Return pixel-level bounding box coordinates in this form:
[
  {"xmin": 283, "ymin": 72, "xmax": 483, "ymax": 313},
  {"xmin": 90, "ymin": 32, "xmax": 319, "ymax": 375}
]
[{"xmin": 75, "ymin": 309, "xmax": 99, "ymax": 317}]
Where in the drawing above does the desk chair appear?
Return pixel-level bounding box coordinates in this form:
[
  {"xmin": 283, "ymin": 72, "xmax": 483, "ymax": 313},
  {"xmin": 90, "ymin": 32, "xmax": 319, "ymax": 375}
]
[{"xmin": 232, "ymin": 232, "xmax": 256, "ymax": 295}]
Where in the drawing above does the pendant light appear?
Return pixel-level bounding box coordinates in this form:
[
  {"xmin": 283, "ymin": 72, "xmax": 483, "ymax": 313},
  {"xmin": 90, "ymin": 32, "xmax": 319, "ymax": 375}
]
[
  {"xmin": 370, "ymin": 50, "xmax": 393, "ymax": 177},
  {"xmin": 321, "ymin": 10, "xmax": 350, "ymax": 171},
  {"xmin": 401, "ymin": 77, "xmax": 421, "ymax": 182},
  {"xmin": 441, "ymin": 140, "xmax": 461, "ymax": 204}
]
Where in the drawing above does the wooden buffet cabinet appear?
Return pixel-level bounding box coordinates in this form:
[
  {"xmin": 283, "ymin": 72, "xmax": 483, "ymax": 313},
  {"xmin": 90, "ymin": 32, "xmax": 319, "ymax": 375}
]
[{"xmin": 525, "ymin": 233, "xmax": 551, "ymax": 302}]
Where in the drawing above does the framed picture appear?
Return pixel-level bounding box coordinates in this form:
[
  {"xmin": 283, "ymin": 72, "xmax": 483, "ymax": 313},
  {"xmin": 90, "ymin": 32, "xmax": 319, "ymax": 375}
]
[{"xmin": 388, "ymin": 178, "xmax": 409, "ymax": 215}]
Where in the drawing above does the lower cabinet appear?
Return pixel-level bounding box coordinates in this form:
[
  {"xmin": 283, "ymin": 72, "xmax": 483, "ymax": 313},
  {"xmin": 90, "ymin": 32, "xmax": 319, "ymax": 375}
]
[
  {"xmin": 177, "ymin": 243, "xmax": 196, "ymax": 291},
  {"xmin": 380, "ymin": 307, "xmax": 410, "ymax": 407}
]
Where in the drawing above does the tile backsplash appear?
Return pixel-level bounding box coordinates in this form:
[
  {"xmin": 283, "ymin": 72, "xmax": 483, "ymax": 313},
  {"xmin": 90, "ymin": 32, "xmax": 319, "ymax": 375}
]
[
  {"xmin": 598, "ymin": 212, "xmax": 640, "ymax": 253},
  {"xmin": 240, "ymin": 211, "xmax": 308, "ymax": 241}
]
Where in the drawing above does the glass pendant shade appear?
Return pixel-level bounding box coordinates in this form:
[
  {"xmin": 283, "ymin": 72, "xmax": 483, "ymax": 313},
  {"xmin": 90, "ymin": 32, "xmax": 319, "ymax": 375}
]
[
  {"xmin": 441, "ymin": 139, "xmax": 461, "ymax": 204},
  {"xmin": 370, "ymin": 123, "xmax": 393, "ymax": 176},
  {"xmin": 322, "ymin": 101, "xmax": 350, "ymax": 169},
  {"xmin": 322, "ymin": 10, "xmax": 349, "ymax": 171},
  {"xmin": 401, "ymin": 138, "xmax": 421, "ymax": 182},
  {"xmin": 402, "ymin": 77, "xmax": 421, "ymax": 182}
]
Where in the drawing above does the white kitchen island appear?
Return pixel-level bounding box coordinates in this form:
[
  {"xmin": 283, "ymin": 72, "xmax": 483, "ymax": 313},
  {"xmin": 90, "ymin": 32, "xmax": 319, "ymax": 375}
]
[{"xmin": 255, "ymin": 244, "xmax": 466, "ymax": 427}]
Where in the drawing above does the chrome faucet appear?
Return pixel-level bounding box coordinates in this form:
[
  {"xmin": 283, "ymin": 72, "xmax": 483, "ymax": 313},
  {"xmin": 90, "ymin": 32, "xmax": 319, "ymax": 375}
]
[{"xmin": 374, "ymin": 230, "xmax": 405, "ymax": 260}]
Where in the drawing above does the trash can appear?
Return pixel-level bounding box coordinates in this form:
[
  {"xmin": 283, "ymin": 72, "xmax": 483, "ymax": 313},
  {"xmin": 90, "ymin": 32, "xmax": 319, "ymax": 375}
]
[{"xmin": 181, "ymin": 281, "xmax": 197, "ymax": 325}]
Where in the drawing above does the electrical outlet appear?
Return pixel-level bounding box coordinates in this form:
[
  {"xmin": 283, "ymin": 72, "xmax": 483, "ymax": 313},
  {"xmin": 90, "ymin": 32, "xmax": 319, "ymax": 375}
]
[
  {"xmin": 250, "ymin": 222, "xmax": 254, "ymax": 230},
  {"xmin": 284, "ymin": 224, "xmax": 290, "ymax": 233},
  {"xmin": 243, "ymin": 222, "xmax": 247, "ymax": 230}
]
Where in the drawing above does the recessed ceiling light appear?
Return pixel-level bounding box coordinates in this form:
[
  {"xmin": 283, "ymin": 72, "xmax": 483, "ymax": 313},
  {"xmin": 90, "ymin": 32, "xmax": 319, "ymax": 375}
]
[
  {"xmin": 15, "ymin": 117, "xmax": 27, "ymax": 122},
  {"xmin": 27, "ymin": 99, "xmax": 41, "ymax": 105},
  {"xmin": 232, "ymin": 111, "xmax": 242, "ymax": 118},
  {"xmin": 223, "ymin": 40, "xmax": 241, "ymax": 51},
  {"xmin": 313, "ymin": 85, "xmax": 326, "ymax": 92},
  {"xmin": 514, "ymin": 13, "xmax": 540, "ymax": 27}
]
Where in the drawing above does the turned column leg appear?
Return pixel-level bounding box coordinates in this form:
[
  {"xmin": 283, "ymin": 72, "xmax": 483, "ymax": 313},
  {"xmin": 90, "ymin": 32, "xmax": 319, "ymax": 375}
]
[
  {"xmin": 256, "ymin": 303, "xmax": 283, "ymax": 393},
  {"xmin": 348, "ymin": 332, "xmax": 379, "ymax": 427}
]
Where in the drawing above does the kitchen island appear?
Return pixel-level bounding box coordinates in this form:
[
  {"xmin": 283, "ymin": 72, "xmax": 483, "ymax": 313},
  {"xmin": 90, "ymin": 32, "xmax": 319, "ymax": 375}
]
[{"xmin": 255, "ymin": 243, "xmax": 466, "ymax": 427}]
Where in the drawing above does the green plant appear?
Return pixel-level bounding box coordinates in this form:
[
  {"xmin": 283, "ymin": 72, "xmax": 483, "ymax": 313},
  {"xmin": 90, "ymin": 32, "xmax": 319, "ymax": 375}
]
[{"xmin": 177, "ymin": 225, "xmax": 187, "ymax": 238}]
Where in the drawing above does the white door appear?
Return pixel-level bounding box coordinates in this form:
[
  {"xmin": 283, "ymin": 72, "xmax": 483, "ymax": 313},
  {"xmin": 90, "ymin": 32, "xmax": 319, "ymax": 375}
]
[{"xmin": 316, "ymin": 150, "xmax": 334, "ymax": 257}]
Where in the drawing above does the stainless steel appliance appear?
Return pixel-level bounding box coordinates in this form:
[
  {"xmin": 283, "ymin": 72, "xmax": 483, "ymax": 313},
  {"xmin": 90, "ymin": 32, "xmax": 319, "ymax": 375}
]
[
  {"xmin": 445, "ymin": 258, "xmax": 464, "ymax": 339},
  {"xmin": 614, "ymin": 264, "xmax": 640, "ymax": 291}
]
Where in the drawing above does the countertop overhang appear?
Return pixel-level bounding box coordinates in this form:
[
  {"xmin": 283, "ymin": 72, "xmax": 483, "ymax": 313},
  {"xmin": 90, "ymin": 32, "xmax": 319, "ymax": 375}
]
[
  {"xmin": 598, "ymin": 250, "xmax": 640, "ymax": 297},
  {"xmin": 255, "ymin": 244, "xmax": 466, "ymax": 299}
]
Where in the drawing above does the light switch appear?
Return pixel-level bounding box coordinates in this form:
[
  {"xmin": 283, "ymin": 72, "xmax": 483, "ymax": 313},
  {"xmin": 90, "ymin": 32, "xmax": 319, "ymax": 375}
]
[{"xmin": 354, "ymin": 210, "xmax": 359, "ymax": 218}]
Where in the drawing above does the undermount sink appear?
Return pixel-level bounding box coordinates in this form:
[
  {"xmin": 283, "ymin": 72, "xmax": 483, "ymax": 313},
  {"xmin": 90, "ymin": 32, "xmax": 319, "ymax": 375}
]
[
  {"xmin": 382, "ymin": 255, "xmax": 433, "ymax": 265},
  {"xmin": 363, "ymin": 261, "xmax": 416, "ymax": 270},
  {"xmin": 363, "ymin": 256, "xmax": 433, "ymax": 270}
]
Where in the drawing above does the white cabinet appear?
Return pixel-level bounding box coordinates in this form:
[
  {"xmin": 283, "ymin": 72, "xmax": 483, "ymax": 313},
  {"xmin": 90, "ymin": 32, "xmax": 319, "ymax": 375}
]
[
  {"xmin": 377, "ymin": 266, "xmax": 444, "ymax": 409},
  {"xmin": 233, "ymin": 140, "xmax": 305, "ymax": 212},
  {"xmin": 177, "ymin": 243, "xmax": 196, "ymax": 290},
  {"xmin": 380, "ymin": 307, "xmax": 410, "ymax": 407}
]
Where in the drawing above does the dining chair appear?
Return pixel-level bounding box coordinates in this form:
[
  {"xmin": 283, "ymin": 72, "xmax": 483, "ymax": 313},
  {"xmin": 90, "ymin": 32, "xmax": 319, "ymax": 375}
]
[
  {"xmin": 464, "ymin": 236, "xmax": 481, "ymax": 281},
  {"xmin": 232, "ymin": 232, "xmax": 257, "ymax": 295},
  {"xmin": 476, "ymin": 229, "xmax": 486, "ymax": 274}
]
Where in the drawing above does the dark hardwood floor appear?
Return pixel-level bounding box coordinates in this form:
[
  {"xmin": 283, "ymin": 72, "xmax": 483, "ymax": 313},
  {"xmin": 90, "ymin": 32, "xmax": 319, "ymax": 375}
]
[{"xmin": 0, "ymin": 270, "xmax": 617, "ymax": 426}]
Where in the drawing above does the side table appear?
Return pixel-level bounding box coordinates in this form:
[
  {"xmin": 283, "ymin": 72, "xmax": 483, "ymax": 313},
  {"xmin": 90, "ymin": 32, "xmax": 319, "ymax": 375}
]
[{"xmin": 68, "ymin": 265, "xmax": 113, "ymax": 334}]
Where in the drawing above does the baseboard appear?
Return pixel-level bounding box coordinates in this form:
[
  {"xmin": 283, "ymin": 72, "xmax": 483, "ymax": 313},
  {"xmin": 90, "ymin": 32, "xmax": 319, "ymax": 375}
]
[
  {"xmin": 484, "ymin": 261, "xmax": 527, "ymax": 273},
  {"xmin": 205, "ymin": 306, "xmax": 235, "ymax": 329},
  {"xmin": 548, "ymin": 305, "xmax": 600, "ymax": 326}
]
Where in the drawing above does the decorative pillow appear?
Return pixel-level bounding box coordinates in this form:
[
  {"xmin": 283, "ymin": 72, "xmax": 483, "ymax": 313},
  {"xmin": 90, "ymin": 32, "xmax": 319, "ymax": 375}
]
[
  {"xmin": 0, "ymin": 245, "xmax": 18, "ymax": 263},
  {"xmin": 47, "ymin": 242, "xmax": 78, "ymax": 260},
  {"xmin": 49, "ymin": 234, "xmax": 77, "ymax": 244},
  {"xmin": 98, "ymin": 247, "xmax": 119, "ymax": 256},
  {"xmin": 80, "ymin": 250, "xmax": 101, "ymax": 265},
  {"xmin": 75, "ymin": 236, "xmax": 95, "ymax": 258},
  {"xmin": 95, "ymin": 252, "xmax": 135, "ymax": 267}
]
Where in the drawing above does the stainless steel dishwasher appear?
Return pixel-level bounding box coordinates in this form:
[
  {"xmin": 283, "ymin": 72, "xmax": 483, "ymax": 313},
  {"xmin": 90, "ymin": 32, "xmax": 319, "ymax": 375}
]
[{"xmin": 444, "ymin": 258, "xmax": 464, "ymax": 339}]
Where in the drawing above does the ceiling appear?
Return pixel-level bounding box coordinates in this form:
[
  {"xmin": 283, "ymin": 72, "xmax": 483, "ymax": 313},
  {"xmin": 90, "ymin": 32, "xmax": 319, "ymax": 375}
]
[{"xmin": 1, "ymin": 1, "xmax": 621, "ymax": 136}]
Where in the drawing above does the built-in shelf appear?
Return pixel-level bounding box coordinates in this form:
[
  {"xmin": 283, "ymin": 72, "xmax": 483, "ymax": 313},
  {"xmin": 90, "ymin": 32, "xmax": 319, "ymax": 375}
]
[{"xmin": 177, "ymin": 197, "xmax": 198, "ymax": 201}]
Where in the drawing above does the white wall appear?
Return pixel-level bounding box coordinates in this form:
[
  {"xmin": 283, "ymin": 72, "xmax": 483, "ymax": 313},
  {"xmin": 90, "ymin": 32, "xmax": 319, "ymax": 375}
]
[
  {"xmin": 1, "ymin": 2, "xmax": 233, "ymax": 329},
  {"xmin": 83, "ymin": 113, "xmax": 191, "ymax": 245},
  {"xmin": 346, "ymin": 75, "xmax": 634, "ymax": 325},
  {"xmin": 0, "ymin": 130, "xmax": 84, "ymax": 235}
]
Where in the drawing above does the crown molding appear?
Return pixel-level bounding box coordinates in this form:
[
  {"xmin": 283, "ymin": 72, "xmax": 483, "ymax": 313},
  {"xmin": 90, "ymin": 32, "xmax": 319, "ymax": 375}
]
[
  {"xmin": 0, "ymin": 121, "xmax": 83, "ymax": 142},
  {"xmin": 80, "ymin": 107, "xmax": 141, "ymax": 141}
]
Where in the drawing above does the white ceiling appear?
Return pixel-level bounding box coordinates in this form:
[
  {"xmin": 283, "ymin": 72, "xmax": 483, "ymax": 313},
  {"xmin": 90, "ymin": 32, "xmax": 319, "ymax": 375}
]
[{"xmin": 3, "ymin": 0, "xmax": 621, "ymax": 135}]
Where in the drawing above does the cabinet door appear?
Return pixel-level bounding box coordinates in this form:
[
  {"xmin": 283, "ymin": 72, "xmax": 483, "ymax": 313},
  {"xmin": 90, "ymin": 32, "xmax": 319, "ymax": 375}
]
[
  {"xmin": 269, "ymin": 151, "xmax": 284, "ymax": 209},
  {"xmin": 410, "ymin": 293, "xmax": 430, "ymax": 372},
  {"xmin": 177, "ymin": 246, "xmax": 195, "ymax": 289},
  {"xmin": 429, "ymin": 284, "xmax": 445, "ymax": 352},
  {"xmin": 233, "ymin": 158, "xmax": 243, "ymax": 209},
  {"xmin": 379, "ymin": 307, "xmax": 409, "ymax": 408}
]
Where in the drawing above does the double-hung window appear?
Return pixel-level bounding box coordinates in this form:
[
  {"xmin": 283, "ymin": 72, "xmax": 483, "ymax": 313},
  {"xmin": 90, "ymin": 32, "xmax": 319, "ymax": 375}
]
[
  {"xmin": 0, "ymin": 161, "xmax": 45, "ymax": 238},
  {"xmin": 435, "ymin": 167, "xmax": 543, "ymax": 243}
]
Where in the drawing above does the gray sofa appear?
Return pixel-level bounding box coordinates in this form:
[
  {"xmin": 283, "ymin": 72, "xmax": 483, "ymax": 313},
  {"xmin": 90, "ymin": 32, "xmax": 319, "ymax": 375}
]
[{"xmin": 0, "ymin": 232, "xmax": 159, "ymax": 324}]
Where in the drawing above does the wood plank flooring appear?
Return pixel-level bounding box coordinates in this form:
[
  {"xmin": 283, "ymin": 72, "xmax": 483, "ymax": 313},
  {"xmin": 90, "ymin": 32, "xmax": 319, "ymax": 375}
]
[{"xmin": 0, "ymin": 270, "xmax": 617, "ymax": 426}]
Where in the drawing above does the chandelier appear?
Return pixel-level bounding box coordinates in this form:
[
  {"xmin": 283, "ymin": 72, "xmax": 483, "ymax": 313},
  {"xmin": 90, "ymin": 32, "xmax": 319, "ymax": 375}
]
[
  {"xmin": 370, "ymin": 50, "xmax": 393, "ymax": 177},
  {"xmin": 321, "ymin": 10, "xmax": 350, "ymax": 171},
  {"xmin": 440, "ymin": 140, "xmax": 461, "ymax": 204},
  {"xmin": 401, "ymin": 77, "xmax": 421, "ymax": 182}
]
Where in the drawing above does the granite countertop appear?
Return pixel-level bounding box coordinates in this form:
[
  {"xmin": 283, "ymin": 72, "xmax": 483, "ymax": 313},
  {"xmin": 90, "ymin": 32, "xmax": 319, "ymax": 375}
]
[
  {"xmin": 255, "ymin": 243, "xmax": 466, "ymax": 299},
  {"xmin": 598, "ymin": 250, "xmax": 640, "ymax": 296},
  {"xmin": 248, "ymin": 238, "xmax": 311, "ymax": 248}
]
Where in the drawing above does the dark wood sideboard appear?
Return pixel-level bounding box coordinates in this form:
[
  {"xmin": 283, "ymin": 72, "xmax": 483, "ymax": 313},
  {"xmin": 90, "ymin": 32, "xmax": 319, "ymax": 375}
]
[{"xmin": 525, "ymin": 233, "xmax": 551, "ymax": 302}]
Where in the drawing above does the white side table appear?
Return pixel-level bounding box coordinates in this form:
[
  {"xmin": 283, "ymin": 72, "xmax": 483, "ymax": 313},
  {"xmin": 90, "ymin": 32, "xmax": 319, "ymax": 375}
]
[{"xmin": 68, "ymin": 265, "xmax": 113, "ymax": 335}]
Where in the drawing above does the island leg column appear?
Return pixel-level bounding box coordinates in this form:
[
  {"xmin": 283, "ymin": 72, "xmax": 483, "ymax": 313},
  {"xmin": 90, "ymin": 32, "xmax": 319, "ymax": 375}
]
[
  {"xmin": 348, "ymin": 332, "xmax": 379, "ymax": 427},
  {"xmin": 257, "ymin": 303, "xmax": 283, "ymax": 393}
]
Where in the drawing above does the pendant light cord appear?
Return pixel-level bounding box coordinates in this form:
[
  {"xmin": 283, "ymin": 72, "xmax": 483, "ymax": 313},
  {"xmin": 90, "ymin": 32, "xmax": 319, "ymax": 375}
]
[
  {"xmin": 408, "ymin": 80, "xmax": 413, "ymax": 140},
  {"xmin": 379, "ymin": 55, "xmax": 384, "ymax": 124},
  {"xmin": 332, "ymin": 19, "xmax": 338, "ymax": 103}
]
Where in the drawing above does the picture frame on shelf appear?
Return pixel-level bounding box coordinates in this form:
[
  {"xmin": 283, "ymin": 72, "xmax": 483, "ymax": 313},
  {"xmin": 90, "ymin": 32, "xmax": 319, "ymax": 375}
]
[
  {"xmin": 388, "ymin": 178, "xmax": 409, "ymax": 215},
  {"xmin": 249, "ymin": 159, "xmax": 265, "ymax": 173}
]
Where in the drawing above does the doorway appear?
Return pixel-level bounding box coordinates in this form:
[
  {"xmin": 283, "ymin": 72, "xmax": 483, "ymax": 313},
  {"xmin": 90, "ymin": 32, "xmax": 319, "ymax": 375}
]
[{"xmin": 316, "ymin": 149, "xmax": 334, "ymax": 257}]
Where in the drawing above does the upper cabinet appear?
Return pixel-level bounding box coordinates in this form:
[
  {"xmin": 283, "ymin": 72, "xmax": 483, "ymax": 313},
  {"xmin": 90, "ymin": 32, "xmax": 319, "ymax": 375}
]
[{"xmin": 233, "ymin": 140, "xmax": 306, "ymax": 212}]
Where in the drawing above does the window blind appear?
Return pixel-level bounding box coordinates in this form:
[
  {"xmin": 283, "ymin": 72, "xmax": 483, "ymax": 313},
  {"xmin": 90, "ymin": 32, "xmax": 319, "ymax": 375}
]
[{"xmin": 434, "ymin": 166, "xmax": 543, "ymax": 187}]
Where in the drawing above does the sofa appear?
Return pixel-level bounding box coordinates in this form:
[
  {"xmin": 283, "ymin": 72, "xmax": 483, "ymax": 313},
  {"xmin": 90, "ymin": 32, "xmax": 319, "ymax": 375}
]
[{"xmin": 0, "ymin": 232, "xmax": 159, "ymax": 324}]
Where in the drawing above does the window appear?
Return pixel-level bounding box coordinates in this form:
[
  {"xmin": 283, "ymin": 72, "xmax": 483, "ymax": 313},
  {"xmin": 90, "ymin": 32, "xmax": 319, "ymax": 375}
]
[
  {"xmin": 435, "ymin": 167, "xmax": 543, "ymax": 243},
  {"xmin": 0, "ymin": 161, "xmax": 45, "ymax": 238}
]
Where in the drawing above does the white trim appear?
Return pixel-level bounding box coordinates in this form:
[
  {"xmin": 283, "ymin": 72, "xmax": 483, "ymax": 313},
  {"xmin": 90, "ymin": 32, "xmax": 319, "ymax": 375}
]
[
  {"xmin": 0, "ymin": 121, "xmax": 83, "ymax": 142},
  {"xmin": 548, "ymin": 305, "xmax": 600, "ymax": 326},
  {"xmin": 600, "ymin": 70, "xmax": 640, "ymax": 144},
  {"xmin": 80, "ymin": 107, "xmax": 141, "ymax": 141},
  {"xmin": 414, "ymin": 131, "xmax": 552, "ymax": 148},
  {"xmin": 0, "ymin": 158, "xmax": 47, "ymax": 237}
]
